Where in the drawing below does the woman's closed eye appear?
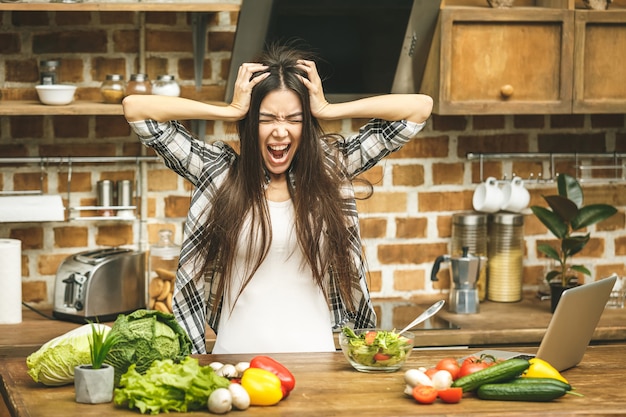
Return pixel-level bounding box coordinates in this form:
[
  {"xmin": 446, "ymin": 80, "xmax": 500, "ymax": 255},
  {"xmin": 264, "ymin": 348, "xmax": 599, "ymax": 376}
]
[{"xmin": 259, "ymin": 113, "xmax": 303, "ymax": 125}]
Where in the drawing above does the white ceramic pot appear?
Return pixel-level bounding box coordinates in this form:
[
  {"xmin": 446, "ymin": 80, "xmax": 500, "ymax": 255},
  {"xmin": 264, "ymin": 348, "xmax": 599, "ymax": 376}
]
[{"xmin": 74, "ymin": 364, "xmax": 114, "ymax": 404}]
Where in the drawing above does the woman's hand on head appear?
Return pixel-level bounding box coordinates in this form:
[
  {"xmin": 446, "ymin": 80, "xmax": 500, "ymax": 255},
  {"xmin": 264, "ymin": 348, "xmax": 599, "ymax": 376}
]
[
  {"xmin": 296, "ymin": 59, "xmax": 330, "ymax": 119},
  {"xmin": 230, "ymin": 63, "xmax": 270, "ymax": 118}
]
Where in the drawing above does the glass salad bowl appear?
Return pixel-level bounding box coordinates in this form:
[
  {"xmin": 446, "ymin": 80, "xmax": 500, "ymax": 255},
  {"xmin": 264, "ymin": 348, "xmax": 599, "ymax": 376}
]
[{"xmin": 339, "ymin": 328, "xmax": 414, "ymax": 373}]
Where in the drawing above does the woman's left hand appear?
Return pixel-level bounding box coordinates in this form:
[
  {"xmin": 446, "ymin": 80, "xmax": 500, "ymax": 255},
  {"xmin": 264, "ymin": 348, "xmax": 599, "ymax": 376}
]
[{"xmin": 296, "ymin": 59, "xmax": 330, "ymax": 118}]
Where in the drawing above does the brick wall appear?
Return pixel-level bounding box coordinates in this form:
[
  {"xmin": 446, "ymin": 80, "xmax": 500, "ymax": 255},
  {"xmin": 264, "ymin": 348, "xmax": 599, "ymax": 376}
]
[{"xmin": 1, "ymin": 9, "xmax": 625, "ymax": 309}]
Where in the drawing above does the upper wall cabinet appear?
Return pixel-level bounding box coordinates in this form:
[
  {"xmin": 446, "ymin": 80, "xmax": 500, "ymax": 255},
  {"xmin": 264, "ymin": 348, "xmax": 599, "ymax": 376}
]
[
  {"xmin": 421, "ymin": 3, "xmax": 626, "ymax": 115},
  {"xmin": 421, "ymin": 7, "xmax": 575, "ymax": 115},
  {"xmin": 573, "ymin": 10, "xmax": 626, "ymax": 113}
]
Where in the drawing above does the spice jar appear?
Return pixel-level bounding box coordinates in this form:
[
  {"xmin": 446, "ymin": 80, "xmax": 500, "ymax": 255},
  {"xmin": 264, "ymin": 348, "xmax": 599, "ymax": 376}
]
[
  {"xmin": 100, "ymin": 74, "xmax": 125, "ymax": 104},
  {"xmin": 152, "ymin": 75, "xmax": 181, "ymax": 97},
  {"xmin": 125, "ymin": 73, "xmax": 152, "ymax": 96},
  {"xmin": 39, "ymin": 60, "xmax": 60, "ymax": 85},
  {"xmin": 487, "ymin": 212, "xmax": 524, "ymax": 302},
  {"xmin": 148, "ymin": 230, "xmax": 180, "ymax": 313}
]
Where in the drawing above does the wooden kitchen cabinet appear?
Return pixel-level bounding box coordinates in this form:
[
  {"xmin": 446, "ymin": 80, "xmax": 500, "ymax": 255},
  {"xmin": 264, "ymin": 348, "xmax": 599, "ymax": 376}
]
[
  {"xmin": 573, "ymin": 10, "xmax": 626, "ymax": 113},
  {"xmin": 421, "ymin": 7, "xmax": 575, "ymax": 115}
]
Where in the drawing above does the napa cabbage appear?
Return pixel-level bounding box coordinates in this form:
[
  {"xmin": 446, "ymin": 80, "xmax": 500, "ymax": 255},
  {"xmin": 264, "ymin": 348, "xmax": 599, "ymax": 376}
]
[{"xmin": 26, "ymin": 323, "xmax": 111, "ymax": 386}]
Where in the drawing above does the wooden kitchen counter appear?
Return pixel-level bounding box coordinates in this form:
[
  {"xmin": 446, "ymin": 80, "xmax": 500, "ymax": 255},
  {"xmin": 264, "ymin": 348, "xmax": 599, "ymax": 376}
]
[
  {"xmin": 2, "ymin": 292, "xmax": 626, "ymax": 358},
  {"xmin": 2, "ymin": 344, "xmax": 626, "ymax": 416}
]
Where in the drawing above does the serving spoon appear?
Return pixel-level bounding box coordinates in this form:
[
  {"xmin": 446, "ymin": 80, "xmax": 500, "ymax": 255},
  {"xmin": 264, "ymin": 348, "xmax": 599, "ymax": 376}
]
[{"xmin": 397, "ymin": 299, "xmax": 446, "ymax": 334}]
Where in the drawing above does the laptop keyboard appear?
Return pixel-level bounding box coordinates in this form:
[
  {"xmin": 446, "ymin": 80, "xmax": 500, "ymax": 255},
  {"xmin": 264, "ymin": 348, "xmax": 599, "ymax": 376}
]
[{"xmin": 510, "ymin": 354, "xmax": 535, "ymax": 361}]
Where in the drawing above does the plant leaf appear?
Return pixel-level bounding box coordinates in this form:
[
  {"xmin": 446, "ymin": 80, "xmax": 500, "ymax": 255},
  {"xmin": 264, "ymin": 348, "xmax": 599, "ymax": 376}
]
[
  {"xmin": 571, "ymin": 204, "xmax": 618, "ymax": 230},
  {"xmin": 537, "ymin": 243, "xmax": 561, "ymax": 261},
  {"xmin": 545, "ymin": 270, "xmax": 562, "ymax": 281},
  {"xmin": 571, "ymin": 264, "xmax": 591, "ymax": 276},
  {"xmin": 557, "ymin": 174, "xmax": 583, "ymax": 208},
  {"xmin": 544, "ymin": 195, "xmax": 579, "ymax": 223},
  {"xmin": 561, "ymin": 235, "xmax": 589, "ymax": 257},
  {"xmin": 530, "ymin": 206, "xmax": 568, "ymax": 239}
]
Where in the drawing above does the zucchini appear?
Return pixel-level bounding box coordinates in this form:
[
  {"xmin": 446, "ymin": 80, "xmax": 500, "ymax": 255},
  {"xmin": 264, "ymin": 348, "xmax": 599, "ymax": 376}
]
[
  {"xmin": 452, "ymin": 358, "xmax": 530, "ymax": 392},
  {"xmin": 476, "ymin": 382, "xmax": 568, "ymax": 402},
  {"xmin": 506, "ymin": 377, "xmax": 572, "ymax": 392}
]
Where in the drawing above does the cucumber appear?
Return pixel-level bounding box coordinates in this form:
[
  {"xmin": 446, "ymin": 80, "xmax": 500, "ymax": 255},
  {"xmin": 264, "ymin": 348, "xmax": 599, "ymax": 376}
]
[
  {"xmin": 452, "ymin": 358, "xmax": 530, "ymax": 392},
  {"xmin": 477, "ymin": 382, "xmax": 568, "ymax": 402},
  {"xmin": 506, "ymin": 377, "xmax": 572, "ymax": 392}
]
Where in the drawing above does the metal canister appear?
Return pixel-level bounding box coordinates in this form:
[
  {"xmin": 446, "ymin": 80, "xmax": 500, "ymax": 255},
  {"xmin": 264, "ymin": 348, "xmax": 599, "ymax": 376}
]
[
  {"xmin": 96, "ymin": 180, "xmax": 114, "ymax": 217},
  {"xmin": 116, "ymin": 180, "xmax": 134, "ymax": 218},
  {"xmin": 487, "ymin": 212, "xmax": 524, "ymax": 302},
  {"xmin": 451, "ymin": 211, "xmax": 488, "ymax": 301}
]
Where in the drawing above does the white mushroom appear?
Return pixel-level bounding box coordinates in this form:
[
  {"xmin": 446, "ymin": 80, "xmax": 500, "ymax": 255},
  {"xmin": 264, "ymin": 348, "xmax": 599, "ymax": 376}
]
[{"xmin": 207, "ymin": 388, "xmax": 232, "ymax": 414}]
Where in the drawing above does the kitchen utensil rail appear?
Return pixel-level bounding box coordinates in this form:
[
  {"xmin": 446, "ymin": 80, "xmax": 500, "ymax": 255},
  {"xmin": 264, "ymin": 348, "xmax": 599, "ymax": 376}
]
[{"xmin": 467, "ymin": 152, "xmax": 626, "ymax": 184}]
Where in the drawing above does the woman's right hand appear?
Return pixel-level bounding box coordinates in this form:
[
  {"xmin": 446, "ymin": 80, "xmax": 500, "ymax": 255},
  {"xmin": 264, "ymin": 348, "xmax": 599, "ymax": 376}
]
[{"xmin": 229, "ymin": 63, "xmax": 269, "ymax": 118}]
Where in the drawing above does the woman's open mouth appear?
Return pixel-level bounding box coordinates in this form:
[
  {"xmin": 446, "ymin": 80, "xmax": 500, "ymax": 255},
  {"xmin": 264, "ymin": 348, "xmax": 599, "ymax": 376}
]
[{"xmin": 267, "ymin": 143, "xmax": 291, "ymax": 164}]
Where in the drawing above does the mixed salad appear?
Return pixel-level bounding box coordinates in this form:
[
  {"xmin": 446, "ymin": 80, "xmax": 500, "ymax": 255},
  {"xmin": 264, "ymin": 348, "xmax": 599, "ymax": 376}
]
[{"xmin": 341, "ymin": 327, "xmax": 413, "ymax": 367}]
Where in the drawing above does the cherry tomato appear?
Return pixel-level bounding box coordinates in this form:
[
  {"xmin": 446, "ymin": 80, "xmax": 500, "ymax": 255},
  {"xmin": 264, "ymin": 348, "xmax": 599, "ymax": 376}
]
[
  {"xmin": 373, "ymin": 352, "xmax": 391, "ymax": 362},
  {"xmin": 435, "ymin": 358, "xmax": 461, "ymax": 380},
  {"xmin": 364, "ymin": 331, "xmax": 377, "ymax": 345},
  {"xmin": 437, "ymin": 387, "xmax": 463, "ymax": 403},
  {"xmin": 412, "ymin": 385, "xmax": 438, "ymax": 404}
]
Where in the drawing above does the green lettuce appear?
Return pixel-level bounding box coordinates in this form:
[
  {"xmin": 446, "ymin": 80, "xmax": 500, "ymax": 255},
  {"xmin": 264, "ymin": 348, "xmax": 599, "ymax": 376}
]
[
  {"xmin": 105, "ymin": 309, "xmax": 193, "ymax": 386},
  {"xmin": 26, "ymin": 323, "xmax": 111, "ymax": 386},
  {"xmin": 114, "ymin": 356, "xmax": 230, "ymax": 414}
]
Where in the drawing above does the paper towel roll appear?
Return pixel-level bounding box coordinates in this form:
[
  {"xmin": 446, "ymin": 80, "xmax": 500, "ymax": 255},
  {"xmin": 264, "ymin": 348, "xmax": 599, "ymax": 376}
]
[
  {"xmin": 0, "ymin": 239, "xmax": 22, "ymax": 324},
  {"xmin": 0, "ymin": 195, "xmax": 65, "ymax": 223}
]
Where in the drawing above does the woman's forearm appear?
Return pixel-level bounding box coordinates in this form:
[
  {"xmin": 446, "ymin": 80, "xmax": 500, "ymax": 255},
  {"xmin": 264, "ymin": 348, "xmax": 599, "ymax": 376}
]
[
  {"xmin": 122, "ymin": 95, "xmax": 245, "ymax": 123},
  {"xmin": 320, "ymin": 94, "xmax": 433, "ymax": 124}
]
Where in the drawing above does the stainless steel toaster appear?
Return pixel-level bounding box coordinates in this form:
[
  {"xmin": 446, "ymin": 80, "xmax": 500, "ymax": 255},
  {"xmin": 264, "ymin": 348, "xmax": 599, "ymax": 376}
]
[{"xmin": 53, "ymin": 247, "xmax": 146, "ymax": 323}]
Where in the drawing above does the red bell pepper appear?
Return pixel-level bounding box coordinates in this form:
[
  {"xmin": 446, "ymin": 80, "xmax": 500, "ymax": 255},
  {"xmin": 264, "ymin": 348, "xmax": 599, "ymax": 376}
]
[{"xmin": 249, "ymin": 355, "xmax": 296, "ymax": 398}]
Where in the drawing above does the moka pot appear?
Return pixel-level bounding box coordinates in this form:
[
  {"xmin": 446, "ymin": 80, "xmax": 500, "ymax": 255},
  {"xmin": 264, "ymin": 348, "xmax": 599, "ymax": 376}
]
[{"xmin": 431, "ymin": 246, "xmax": 482, "ymax": 314}]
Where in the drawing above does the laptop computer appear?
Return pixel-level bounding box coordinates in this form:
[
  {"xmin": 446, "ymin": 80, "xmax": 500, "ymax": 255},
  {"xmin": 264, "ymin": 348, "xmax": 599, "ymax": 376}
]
[{"xmin": 469, "ymin": 275, "xmax": 617, "ymax": 372}]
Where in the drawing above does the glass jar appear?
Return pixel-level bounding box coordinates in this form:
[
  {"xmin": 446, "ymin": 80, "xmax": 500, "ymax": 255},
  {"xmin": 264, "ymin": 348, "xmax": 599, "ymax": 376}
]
[
  {"xmin": 39, "ymin": 60, "xmax": 60, "ymax": 85},
  {"xmin": 148, "ymin": 230, "xmax": 180, "ymax": 313},
  {"xmin": 487, "ymin": 213, "xmax": 524, "ymax": 302},
  {"xmin": 125, "ymin": 73, "xmax": 152, "ymax": 96},
  {"xmin": 152, "ymin": 75, "xmax": 181, "ymax": 97},
  {"xmin": 100, "ymin": 74, "xmax": 125, "ymax": 104}
]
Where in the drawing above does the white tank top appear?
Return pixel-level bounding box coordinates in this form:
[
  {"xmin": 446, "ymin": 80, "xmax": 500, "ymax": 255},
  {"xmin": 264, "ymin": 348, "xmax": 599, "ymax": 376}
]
[{"xmin": 212, "ymin": 199, "xmax": 336, "ymax": 354}]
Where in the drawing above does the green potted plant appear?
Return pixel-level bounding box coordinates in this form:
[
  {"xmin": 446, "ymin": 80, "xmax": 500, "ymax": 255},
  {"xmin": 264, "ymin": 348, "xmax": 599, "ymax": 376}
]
[
  {"xmin": 530, "ymin": 173, "xmax": 617, "ymax": 312},
  {"xmin": 74, "ymin": 322, "xmax": 119, "ymax": 404}
]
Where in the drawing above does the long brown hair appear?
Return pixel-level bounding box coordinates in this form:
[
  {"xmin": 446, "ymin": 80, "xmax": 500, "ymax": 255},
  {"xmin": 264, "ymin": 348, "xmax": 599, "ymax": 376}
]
[{"xmin": 197, "ymin": 44, "xmax": 362, "ymax": 314}]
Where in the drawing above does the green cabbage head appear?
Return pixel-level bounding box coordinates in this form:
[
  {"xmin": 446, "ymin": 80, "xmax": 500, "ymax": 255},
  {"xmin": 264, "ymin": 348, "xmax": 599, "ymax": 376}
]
[
  {"xmin": 105, "ymin": 309, "xmax": 193, "ymax": 386},
  {"xmin": 26, "ymin": 323, "xmax": 111, "ymax": 386}
]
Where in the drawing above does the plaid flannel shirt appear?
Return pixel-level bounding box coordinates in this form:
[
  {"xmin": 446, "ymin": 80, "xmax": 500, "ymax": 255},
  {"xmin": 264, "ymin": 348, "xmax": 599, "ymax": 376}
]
[{"xmin": 130, "ymin": 118, "xmax": 425, "ymax": 353}]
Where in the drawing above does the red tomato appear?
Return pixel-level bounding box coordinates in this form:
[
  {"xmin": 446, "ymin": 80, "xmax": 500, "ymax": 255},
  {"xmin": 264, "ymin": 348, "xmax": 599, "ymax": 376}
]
[
  {"xmin": 412, "ymin": 385, "xmax": 438, "ymax": 404},
  {"xmin": 424, "ymin": 367, "xmax": 439, "ymax": 380},
  {"xmin": 373, "ymin": 352, "xmax": 391, "ymax": 362},
  {"xmin": 459, "ymin": 357, "xmax": 490, "ymax": 378},
  {"xmin": 437, "ymin": 387, "xmax": 463, "ymax": 404},
  {"xmin": 436, "ymin": 358, "xmax": 461, "ymax": 380}
]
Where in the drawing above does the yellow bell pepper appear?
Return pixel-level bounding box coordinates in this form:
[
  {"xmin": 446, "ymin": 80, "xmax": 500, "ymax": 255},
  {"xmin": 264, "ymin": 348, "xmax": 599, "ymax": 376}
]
[
  {"xmin": 241, "ymin": 367, "xmax": 283, "ymax": 406},
  {"xmin": 522, "ymin": 358, "xmax": 569, "ymax": 384}
]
